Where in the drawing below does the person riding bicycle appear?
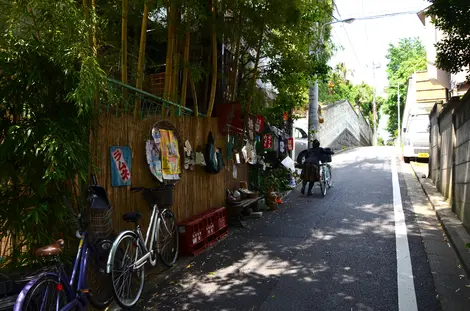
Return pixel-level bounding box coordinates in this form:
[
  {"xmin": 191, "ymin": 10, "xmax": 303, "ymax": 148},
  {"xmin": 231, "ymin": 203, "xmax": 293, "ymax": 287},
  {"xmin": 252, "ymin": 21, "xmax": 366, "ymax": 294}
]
[{"xmin": 300, "ymin": 139, "xmax": 333, "ymax": 195}]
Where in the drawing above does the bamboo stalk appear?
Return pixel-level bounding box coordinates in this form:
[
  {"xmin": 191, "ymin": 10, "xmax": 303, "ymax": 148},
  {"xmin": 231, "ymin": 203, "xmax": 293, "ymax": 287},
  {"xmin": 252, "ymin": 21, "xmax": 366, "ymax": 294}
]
[
  {"xmin": 121, "ymin": 0, "xmax": 128, "ymax": 85},
  {"xmin": 163, "ymin": 3, "xmax": 174, "ymax": 100},
  {"xmin": 206, "ymin": 0, "xmax": 217, "ymax": 117},
  {"xmin": 91, "ymin": 0, "xmax": 97, "ymax": 56},
  {"xmin": 171, "ymin": 8, "xmax": 180, "ymax": 103},
  {"xmin": 189, "ymin": 72, "xmax": 199, "ymax": 117},
  {"xmin": 121, "ymin": 0, "xmax": 129, "ymax": 112},
  {"xmin": 170, "ymin": 37, "xmax": 179, "ymax": 115},
  {"xmin": 181, "ymin": 11, "xmax": 190, "ymax": 107},
  {"xmin": 134, "ymin": 3, "xmax": 149, "ymax": 120}
]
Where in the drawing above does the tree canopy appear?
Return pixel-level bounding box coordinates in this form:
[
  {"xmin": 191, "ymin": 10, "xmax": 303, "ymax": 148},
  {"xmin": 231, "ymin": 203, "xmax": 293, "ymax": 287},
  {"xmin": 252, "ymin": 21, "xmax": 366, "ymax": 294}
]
[
  {"xmin": 318, "ymin": 63, "xmax": 384, "ymax": 126},
  {"xmin": 427, "ymin": 0, "xmax": 470, "ymax": 79},
  {"xmin": 383, "ymin": 37, "xmax": 427, "ymax": 137}
]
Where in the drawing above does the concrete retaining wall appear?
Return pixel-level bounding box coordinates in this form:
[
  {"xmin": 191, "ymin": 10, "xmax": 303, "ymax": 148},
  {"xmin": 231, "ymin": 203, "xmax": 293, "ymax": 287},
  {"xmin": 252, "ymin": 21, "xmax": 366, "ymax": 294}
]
[{"xmin": 318, "ymin": 100, "xmax": 373, "ymax": 150}]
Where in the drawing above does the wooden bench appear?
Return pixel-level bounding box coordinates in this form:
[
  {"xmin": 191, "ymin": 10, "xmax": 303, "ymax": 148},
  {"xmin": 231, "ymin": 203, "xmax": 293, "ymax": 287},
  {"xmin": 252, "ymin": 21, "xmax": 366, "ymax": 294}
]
[{"xmin": 227, "ymin": 196, "xmax": 263, "ymax": 228}]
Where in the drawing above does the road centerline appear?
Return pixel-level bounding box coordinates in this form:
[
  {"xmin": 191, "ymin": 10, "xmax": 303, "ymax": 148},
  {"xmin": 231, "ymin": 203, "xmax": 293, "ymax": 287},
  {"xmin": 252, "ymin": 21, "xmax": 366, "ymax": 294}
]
[{"xmin": 391, "ymin": 154, "xmax": 418, "ymax": 311}]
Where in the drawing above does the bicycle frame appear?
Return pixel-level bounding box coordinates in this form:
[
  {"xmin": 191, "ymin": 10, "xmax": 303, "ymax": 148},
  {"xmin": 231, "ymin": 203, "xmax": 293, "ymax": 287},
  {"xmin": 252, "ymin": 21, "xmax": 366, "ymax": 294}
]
[{"xmin": 14, "ymin": 232, "xmax": 95, "ymax": 311}]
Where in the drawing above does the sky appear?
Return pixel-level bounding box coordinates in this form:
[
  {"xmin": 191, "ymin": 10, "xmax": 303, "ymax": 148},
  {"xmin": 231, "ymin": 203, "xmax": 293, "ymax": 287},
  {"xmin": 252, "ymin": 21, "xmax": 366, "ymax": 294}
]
[{"xmin": 329, "ymin": 0, "xmax": 430, "ymax": 139}]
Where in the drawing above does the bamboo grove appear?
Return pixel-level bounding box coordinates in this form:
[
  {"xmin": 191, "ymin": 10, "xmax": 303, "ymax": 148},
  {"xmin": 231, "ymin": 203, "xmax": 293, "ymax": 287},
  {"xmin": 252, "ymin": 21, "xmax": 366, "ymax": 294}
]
[{"xmin": 107, "ymin": 0, "xmax": 334, "ymax": 118}]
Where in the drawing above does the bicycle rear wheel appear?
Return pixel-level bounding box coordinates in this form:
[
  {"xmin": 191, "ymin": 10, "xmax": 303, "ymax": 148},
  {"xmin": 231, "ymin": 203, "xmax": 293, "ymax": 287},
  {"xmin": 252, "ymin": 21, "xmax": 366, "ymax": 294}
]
[
  {"xmin": 86, "ymin": 238, "xmax": 114, "ymax": 309},
  {"xmin": 108, "ymin": 232, "xmax": 145, "ymax": 309},
  {"xmin": 14, "ymin": 273, "xmax": 71, "ymax": 311},
  {"xmin": 157, "ymin": 210, "xmax": 179, "ymax": 267}
]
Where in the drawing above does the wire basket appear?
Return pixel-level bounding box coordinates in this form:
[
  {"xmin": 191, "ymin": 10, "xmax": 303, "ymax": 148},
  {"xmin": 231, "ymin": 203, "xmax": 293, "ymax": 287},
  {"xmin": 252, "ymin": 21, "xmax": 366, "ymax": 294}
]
[
  {"xmin": 89, "ymin": 206, "xmax": 114, "ymax": 240},
  {"xmin": 142, "ymin": 185, "xmax": 175, "ymax": 209},
  {"xmin": 87, "ymin": 185, "xmax": 114, "ymax": 240}
]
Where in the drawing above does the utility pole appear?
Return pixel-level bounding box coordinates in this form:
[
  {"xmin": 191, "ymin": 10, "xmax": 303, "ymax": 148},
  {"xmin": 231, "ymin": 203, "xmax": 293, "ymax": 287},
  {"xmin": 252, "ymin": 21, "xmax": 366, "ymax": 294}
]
[
  {"xmin": 397, "ymin": 82, "xmax": 401, "ymax": 146},
  {"xmin": 308, "ymin": 18, "xmax": 355, "ymax": 148},
  {"xmin": 371, "ymin": 62, "xmax": 380, "ymax": 146},
  {"xmin": 308, "ymin": 81, "xmax": 319, "ymax": 148}
]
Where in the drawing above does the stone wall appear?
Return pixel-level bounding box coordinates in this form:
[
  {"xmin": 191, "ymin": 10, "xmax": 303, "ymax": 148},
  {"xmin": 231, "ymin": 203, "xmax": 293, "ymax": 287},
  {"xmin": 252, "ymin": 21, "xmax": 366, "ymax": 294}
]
[
  {"xmin": 429, "ymin": 104, "xmax": 442, "ymax": 188},
  {"xmin": 318, "ymin": 100, "xmax": 373, "ymax": 150},
  {"xmin": 429, "ymin": 91, "xmax": 470, "ymax": 229},
  {"xmin": 453, "ymin": 96, "xmax": 470, "ymax": 228},
  {"xmin": 438, "ymin": 103, "xmax": 455, "ymax": 199}
]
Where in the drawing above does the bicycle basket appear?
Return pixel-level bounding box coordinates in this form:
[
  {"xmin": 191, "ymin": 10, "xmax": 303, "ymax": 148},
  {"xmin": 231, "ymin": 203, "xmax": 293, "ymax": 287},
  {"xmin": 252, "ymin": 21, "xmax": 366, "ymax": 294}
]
[
  {"xmin": 142, "ymin": 185, "xmax": 175, "ymax": 209},
  {"xmin": 87, "ymin": 185, "xmax": 114, "ymax": 240}
]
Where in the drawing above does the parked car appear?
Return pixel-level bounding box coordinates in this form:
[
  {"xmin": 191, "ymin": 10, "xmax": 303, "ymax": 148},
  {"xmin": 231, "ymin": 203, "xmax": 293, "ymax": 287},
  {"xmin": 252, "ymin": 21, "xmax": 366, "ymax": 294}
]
[
  {"xmin": 294, "ymin": 127, "xmax": 309, "ymax": 164},
  {"xmin": 402, "ymin": 113, "xmax": 430, "ymax": 163}
]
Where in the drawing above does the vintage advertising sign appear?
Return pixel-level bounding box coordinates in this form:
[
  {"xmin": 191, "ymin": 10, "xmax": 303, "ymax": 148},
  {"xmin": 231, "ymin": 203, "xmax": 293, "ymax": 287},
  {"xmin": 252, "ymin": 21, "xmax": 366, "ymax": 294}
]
[{"xmin": 110, "ymin": 146, "xmax": 132, "ymax": 187}]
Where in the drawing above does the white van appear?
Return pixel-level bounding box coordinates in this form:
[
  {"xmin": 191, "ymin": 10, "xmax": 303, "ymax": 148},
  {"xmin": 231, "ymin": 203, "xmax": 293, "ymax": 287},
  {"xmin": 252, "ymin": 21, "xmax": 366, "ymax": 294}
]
[{"xmin": 403, "ymin": 113, "xmax": 430, "ymax": 163}]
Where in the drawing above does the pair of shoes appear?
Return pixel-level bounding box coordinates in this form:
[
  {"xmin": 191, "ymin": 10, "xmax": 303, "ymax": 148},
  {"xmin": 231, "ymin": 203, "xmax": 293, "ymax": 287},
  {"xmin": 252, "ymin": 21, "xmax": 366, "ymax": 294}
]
[{"xmin": 307, "ymin": 192, "xmax": 313, "ymax": 196}]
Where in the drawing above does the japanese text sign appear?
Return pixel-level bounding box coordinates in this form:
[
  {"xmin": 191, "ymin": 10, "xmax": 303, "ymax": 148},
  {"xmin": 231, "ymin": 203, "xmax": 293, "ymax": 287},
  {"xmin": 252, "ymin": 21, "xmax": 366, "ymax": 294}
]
[
  {"xmin": 287, "ymin": 138, "xmax": 294, "ymax": 151},
  {"xmin": 248, "ymin": 115, "xmax": 255, "ymax": 142},
  {"xmin": 255, "ymin": 116, "xmax": 264, "ymax": 133},
  {"xmin": 110, "ymin": 146, "xmax": 132, "ymax": 187},
  {"xmin": 262, "ymin": 134, "xmax": 273, "ymax": 150}
]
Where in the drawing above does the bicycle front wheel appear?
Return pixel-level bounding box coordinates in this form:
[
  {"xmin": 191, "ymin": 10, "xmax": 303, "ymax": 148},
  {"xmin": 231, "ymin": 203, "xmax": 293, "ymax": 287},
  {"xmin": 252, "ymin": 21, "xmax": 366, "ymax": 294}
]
[
  {"xmin": 108, "ymin": 232, "xmax": 145, "ymax": 309},
  {"xmin": 319, "ymin": 167, "xmax": 327, "ymax": 197},
  {"xmin": 86, "ymin": 238, "xmax": 114, "ymax": 309},
  {"xmin": 157, "ymin": 210, "xmax": 179, "ymax": 267},
  {"xmin": 326, "ymin": 165, "xmax": 332, "ymax": 188},
  {"xmin": 14, "ymin": 273, "xmax": 71, "ymax": 311}
]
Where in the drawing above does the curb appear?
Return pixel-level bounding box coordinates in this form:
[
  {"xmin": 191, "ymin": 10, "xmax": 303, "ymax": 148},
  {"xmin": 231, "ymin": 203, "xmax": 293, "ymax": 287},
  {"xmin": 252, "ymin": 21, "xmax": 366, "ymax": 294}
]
[{"xmin": 410, "ymin": 162, "xmax": 470, "ymax": 277}]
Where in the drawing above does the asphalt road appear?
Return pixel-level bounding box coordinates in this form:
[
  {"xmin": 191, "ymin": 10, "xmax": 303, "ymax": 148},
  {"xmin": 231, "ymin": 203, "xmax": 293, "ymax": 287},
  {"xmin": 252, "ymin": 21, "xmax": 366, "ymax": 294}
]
[{"xmin": 136, "ymin": 147, "xmax": 463, "ymax": 311}]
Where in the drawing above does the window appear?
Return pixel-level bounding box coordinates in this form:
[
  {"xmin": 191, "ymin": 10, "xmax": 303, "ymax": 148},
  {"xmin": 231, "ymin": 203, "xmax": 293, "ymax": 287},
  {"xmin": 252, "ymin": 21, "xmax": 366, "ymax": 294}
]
[
  {"xmin": 408, "ymin": 119, "xmax": 430, "ymax": 134},
  {"xmin": 294, "ymin": 128, "xmax": 307, "ymax": 139}
]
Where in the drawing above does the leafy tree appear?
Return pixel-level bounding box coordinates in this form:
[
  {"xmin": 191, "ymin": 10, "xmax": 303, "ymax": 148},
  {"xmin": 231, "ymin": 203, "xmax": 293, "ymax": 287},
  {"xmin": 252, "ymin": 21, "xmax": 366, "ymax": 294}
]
[
  {"xmin": 0, "ymin": 0, "xmax": 105, "ymax": 267},
  {"xmin": 318, "ymin": 63, "xmax": 383, "ymax": 126},
  {"xmin": 383, "ymin": 37, "xmax": 427, "ymax": 137},
  {"xmin": 427, "ymin": 0, "xmax": 470, "ymax": 79}
]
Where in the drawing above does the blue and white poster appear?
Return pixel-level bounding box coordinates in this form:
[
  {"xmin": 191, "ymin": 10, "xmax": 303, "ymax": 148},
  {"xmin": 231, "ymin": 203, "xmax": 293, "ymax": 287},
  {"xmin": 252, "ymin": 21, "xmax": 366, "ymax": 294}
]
[{"xmin": 110, "ymin": 146, "xmax": 132, "ymax": 187}]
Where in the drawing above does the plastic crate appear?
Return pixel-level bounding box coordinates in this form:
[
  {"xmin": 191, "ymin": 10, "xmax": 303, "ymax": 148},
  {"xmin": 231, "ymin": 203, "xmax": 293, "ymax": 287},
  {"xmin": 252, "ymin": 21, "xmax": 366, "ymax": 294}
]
[
  {"xmin": 178, "ymin": 216, "xmax": 207, "ymax": 256},
  {"xmin": 203, "ymin": 210, "xmax": 218, "ymax": 238},
  {"xmin": 216, "ymin": 226, "xmax": 228, "ymax": 240},
  {"xmin": 213, "ymin": 207, "xmax": 227, "ymax": 231}
]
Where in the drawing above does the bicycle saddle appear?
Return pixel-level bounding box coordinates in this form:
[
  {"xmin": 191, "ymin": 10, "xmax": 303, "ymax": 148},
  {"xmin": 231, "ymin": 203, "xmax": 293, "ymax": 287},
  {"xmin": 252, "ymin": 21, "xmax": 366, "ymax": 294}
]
[
  {"xmin": 122, "ymin": 212, "xmax": 142, "ymax": 223},
  {"xmin": 35, "ymin": 239, "xmax": 65, "ymax": 257}
]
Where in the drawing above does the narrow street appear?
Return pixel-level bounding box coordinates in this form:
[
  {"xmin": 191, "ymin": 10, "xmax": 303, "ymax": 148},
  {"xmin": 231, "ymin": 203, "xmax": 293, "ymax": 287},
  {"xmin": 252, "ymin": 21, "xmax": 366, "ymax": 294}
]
[{"xmin": 134, "ymin": 147, "xmax": 470, "ymax": 311}]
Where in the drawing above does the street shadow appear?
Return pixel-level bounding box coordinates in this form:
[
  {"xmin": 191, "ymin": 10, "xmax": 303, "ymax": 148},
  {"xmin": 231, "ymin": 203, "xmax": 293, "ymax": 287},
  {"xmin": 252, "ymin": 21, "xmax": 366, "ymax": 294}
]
[{"xmin": 134, "ymin": 151, "xmax": 436, "ymax": 311}]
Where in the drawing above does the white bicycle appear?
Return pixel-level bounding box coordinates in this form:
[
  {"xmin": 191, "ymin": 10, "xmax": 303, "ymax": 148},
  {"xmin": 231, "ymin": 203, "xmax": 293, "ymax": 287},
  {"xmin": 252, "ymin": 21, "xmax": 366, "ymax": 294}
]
[{"xmin": 106, "ymin": 186, "xmax": 179, "ymax": 309}]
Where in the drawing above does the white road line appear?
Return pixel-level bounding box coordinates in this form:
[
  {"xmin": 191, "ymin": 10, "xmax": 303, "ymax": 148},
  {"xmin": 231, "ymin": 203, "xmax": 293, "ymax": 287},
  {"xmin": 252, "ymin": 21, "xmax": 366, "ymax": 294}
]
[{"xmin": 391, "ymin": 155, "xmax": 418, "ymax": 311}]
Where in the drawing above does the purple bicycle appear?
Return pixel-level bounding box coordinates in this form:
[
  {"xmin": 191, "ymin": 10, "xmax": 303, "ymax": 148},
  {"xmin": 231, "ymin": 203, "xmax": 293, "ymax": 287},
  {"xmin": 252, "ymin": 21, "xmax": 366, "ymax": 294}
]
[{"xmin": 13, "ymin": 181, "xmax": 114, "ymax": 311}]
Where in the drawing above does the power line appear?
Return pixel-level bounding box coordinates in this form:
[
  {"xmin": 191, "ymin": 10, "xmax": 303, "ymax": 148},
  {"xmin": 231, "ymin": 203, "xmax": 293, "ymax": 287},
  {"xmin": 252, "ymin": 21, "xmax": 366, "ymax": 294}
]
[{"xmin": 334, "ymin": 3, "xmax": 361, "ymax": 67}]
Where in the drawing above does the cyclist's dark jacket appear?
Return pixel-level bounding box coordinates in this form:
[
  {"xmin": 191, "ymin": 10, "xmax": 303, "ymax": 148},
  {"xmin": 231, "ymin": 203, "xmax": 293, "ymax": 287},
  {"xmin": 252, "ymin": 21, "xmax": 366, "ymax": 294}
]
[{"xmin": 304, "ymin": 147, "xmax": 326, "ymax": 165}]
